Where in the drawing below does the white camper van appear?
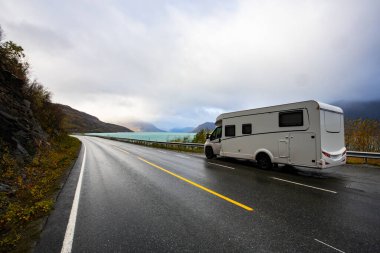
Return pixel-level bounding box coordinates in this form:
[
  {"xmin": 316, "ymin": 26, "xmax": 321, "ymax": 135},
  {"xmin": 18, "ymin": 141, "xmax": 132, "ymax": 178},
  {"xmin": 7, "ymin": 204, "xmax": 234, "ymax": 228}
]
[{"xmin": 204, "ymin": 101, "xmax": 346, "ymax": 169}]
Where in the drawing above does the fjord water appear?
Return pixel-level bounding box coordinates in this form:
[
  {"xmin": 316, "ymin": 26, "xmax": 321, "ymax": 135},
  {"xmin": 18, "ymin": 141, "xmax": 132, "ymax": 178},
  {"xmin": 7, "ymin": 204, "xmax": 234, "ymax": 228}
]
[{"xmin": 87, "ymin": 132, "xmax": 196, "ymax": 142}]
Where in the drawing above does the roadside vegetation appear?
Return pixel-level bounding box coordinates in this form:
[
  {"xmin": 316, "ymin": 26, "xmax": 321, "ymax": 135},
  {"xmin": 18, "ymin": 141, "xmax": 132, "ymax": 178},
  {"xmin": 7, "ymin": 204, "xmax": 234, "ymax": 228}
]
[
  {"xmin": 345, "ymin": 119, "xmax": 380, "ymax": 166},
  {"xmin": 0, "ymin": 136, "xmax": 80, "ymax": 252},
  {"xmin": 0, "ymin": 26, "xmax": 81, "ymax": 252},
  {"xmin": 192, "ymin": 129, "xmax": 208, "ymax": 144}
]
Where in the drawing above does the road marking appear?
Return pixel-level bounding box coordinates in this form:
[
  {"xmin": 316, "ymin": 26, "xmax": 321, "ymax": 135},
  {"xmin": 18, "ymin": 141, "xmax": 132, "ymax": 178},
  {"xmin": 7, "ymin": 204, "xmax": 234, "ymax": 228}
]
[
  {"xmin": 270, "ymin": 177, "xmax": 337, "ymax": 194},
  {"xmin": 208, "ymin": 162, "xmax": 235, "ymax": 170},
  {"xmin": 314, "ymin": 239, "xmax": 346, "ymax": 253},
  {"xmin": 137, "ymin": 156, "xmax": 253, "ymax": 211},
  {"xmin": 157, "ymin": 150, "xmax": 167, "ymax": 154},
  {"xmin": 175, "ymin": 154, "xmax": 190, "ymax": 159},
  {"xmin": 61, "ymin": 144, "xmax": 87, "ymax": 253},
  {"xmin": 112, "ymin": 145, "xmax": 130, "ymax": 154}
]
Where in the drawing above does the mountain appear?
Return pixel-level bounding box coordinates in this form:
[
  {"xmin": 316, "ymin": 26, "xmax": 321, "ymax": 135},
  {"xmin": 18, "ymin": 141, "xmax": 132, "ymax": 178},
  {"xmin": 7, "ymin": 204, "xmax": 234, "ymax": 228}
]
[
  {"xmin": 334, "ymin": 100, "xmax": 380, "ymax": 120},
  {"xmin": 123, "ymin": 121, "xmax": 165, "ymax": 132},
  {"xmin": 192, "ymin": 122, "xmax": 216, "ymax": 133},
  {"xmin": 57, "ymin": 104, "xmax": 132, "ymax": 133},
  {"xmin": 170, "ymin": 127, "xmax": 194, "ymax": 133}
]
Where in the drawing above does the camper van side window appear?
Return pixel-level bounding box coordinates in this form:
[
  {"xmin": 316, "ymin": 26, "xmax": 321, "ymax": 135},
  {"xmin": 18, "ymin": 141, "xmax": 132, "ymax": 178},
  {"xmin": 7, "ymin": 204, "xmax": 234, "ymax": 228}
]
[
  {"xmin": 225, "ymin": 125, "xmax": 235, "ymax": 137},
  {"xmin": 279, "ymin": 110, "xmax": 303, "ymax": 127},
  {"xmin": 242, "ymin": 124, "xmax": 252, "ymax": 134}
]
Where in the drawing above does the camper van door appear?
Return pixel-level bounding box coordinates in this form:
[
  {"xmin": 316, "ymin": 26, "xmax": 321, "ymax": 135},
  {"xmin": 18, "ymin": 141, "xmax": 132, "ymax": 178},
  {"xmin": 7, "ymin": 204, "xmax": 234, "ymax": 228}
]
[
  {"xmin": 209, "ymin": 126, "xmax": 222, "ymax": 155},
  {"xmin": 289, "ymin": 132, "xmax": 317, "ymax": 166}
]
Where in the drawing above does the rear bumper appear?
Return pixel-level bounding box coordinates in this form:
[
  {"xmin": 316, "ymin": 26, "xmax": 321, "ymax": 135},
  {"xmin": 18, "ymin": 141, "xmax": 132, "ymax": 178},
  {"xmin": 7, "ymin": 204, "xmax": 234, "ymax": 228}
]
[{"xmin": 318, "ymin": 155, "xmax": 346, "ymax": 169}]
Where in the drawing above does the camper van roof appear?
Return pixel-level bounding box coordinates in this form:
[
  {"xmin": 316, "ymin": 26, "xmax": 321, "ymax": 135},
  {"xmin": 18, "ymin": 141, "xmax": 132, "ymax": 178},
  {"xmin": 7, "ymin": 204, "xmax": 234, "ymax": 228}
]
[{"xmin": 215, "ymin": 100, "xmax": 343, "ymax": 123}]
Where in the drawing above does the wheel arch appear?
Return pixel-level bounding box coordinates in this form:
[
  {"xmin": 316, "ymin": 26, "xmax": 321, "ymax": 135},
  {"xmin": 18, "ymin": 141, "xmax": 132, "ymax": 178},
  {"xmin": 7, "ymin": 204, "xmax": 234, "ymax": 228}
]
[{"xmin": 253, "ymin": 149, "xmax": 274, "ymax": 162}]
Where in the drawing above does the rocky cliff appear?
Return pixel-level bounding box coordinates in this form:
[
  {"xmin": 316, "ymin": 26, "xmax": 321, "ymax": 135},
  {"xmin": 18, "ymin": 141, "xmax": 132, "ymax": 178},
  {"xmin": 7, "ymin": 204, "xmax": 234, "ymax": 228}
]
[{"xmin": 0, "ymin": 69, "xmax": 46, "ymax": 160}]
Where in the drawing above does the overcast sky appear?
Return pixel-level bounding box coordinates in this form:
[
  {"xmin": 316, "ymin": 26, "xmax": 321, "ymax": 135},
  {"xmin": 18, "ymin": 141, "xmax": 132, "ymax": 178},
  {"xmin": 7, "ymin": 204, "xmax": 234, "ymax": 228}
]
[{"xmin": 1, "ymin": 0, "xmax": 379, "ymax": 130}]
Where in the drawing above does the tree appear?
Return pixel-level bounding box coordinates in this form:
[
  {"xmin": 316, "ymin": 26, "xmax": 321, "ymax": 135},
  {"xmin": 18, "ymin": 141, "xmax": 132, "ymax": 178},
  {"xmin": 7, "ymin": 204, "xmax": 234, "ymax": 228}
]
[
  {"xmin": 345, "ymin": 119, "xmax": 380, "ymax": 152},
  {"xmin": 0, "ymin": 38, "xmax": 29, "ymax": 80},
  {"xmin": 192, "ymin": 129, "xmax": 209, "ymax": 144},
  {"xmin": 25, "ymin": 80, "xmax": 65, "ymax": 137}
]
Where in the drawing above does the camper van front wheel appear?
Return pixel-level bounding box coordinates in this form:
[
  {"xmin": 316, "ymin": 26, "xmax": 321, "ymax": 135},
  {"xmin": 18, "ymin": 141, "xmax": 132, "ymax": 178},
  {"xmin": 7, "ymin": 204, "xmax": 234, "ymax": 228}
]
[
  {"xmin": 205, "ymin": 146, "xmax": 215, "ymax": 159},
  {"xmin": 256, "ymin": 153, "xmax": 273, "ymax": 170}
]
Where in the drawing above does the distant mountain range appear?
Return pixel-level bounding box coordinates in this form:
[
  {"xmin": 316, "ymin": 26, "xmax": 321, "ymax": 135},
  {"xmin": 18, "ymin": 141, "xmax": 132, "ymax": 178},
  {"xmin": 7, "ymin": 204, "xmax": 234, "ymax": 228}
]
[
  {"xmin": 334, "ymin": 100, "xmax": 380, "ymax": 120},
  {"xmin": 57, "ymin": 104, "xmax": 132, "ymax": 133},
  {"xmin": 122, "ymin": 121, "xmax": 166, "ymax": 132},
  {"xmin": 191, "ymin": 122, "xmax": 216, "ymax": 133},
  {"xmin": 170, "ymin": 127, "xmax": 194, "ymax": 133},
  {"xmin": 168, "ymin": 122, "xmax": 216, "ymax": 133},
  {"xmin": 123, "ymin": 121, "xmax": 216, "ymax": 133}
]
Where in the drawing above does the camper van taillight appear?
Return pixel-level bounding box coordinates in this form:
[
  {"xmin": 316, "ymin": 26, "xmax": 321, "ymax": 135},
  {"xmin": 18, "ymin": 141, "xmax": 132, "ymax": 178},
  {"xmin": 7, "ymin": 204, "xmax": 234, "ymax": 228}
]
[{"xmin": 322, "ymin": 151, "xmax": 331, "ymax": 158}]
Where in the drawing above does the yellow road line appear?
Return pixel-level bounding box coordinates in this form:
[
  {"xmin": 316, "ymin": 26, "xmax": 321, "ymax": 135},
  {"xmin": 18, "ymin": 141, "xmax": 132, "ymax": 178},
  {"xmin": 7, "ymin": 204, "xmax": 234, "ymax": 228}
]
[{"xmin": 137, "ymin": 156, "xmax": 253, "ymax": 212}]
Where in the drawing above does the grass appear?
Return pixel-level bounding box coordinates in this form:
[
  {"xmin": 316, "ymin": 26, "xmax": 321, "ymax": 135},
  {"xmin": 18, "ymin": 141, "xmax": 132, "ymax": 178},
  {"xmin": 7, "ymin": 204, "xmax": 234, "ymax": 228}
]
[{"xmin": 0, "ymin": 135, "xmax": 81, "ymax": 253}]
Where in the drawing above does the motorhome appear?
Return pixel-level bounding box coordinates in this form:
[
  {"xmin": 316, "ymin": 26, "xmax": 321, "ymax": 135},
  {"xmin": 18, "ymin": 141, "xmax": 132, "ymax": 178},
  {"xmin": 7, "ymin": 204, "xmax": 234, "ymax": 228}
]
[{"xmin": 204, "ymin": 100, "xmax": 346, "ymax": 169}]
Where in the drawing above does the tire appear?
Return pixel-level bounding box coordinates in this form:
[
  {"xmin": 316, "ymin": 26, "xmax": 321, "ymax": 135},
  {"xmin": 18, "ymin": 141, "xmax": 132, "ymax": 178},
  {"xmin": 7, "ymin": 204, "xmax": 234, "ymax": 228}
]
[
  {"xmin": 256, "ymin": 153, "xmax": 273, "ymax": 170},
  {"xmin": 205, "ymin": 146, "xmax": 215, "ymax": 159}
]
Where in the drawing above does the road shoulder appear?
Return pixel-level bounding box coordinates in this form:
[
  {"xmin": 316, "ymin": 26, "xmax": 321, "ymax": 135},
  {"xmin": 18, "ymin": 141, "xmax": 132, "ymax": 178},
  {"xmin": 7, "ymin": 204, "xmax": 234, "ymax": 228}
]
[{"xmin": 33, "ymin": 141, "xmax": 85, "ymax": 253}]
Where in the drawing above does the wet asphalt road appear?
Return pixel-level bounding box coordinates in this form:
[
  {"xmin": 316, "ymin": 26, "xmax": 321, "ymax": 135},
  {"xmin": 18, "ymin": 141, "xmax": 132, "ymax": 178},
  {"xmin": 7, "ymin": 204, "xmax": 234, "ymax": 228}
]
[{"xmin": 35, "ymin": 136, "xmax": 380, "ymax": 253}]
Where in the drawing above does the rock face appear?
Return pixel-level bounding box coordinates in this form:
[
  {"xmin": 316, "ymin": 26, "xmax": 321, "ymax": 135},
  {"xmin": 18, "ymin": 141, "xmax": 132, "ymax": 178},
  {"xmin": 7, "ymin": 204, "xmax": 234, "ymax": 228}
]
[
  {"xmin": 0, "ymin": 69, "xmax": 46, "ymax": 159},
  {"xmin": 57, "ymin": 104, "xmax": 132, "ymax": 133}
]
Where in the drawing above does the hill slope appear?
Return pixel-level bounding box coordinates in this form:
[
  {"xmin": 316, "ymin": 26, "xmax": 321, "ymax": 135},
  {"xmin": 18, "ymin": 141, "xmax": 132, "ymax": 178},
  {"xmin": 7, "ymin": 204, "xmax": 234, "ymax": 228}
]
[
  {"xmin": 334, "ymin": 100, "xmax": 380, "ymax": 120},
  {"xmin": 123, "ymin": 121, "xmax": 165, "ymax": 132},
  {"xmin": 57, "ymin": 104, "xmax": 132, "ymax": 133},
  {"xmin": 192, "ymin": 122, "xmax": 215, "ymax": 133}
]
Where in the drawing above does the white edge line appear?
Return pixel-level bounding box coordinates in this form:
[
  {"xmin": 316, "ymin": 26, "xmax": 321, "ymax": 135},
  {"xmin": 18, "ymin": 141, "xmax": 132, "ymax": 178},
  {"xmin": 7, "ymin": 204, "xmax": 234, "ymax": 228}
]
[
  {"xmin": 208, "ymin": 162, "xmax": 235, "ymax": 170},
  {"xmin": 314, "ymin": 239, "xmax": 346, "ymax": 253},
  {"xmin": 60, "ymin": 144, "xmax": 87, "ymax": 253},
  {"xmin": 157, "ymin": 150, "xmax": 168, "ymax": 154},
  {"xmin": 270, "ymin": 177, "xmax": 337, "ymax": 194}
]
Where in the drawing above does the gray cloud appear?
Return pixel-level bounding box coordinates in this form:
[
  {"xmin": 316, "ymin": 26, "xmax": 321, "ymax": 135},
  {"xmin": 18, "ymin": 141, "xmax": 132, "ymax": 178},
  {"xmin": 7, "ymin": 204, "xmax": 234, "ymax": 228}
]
[{"xmin": 1, "ymin": 0, "xmax": 379, "ymax": 130}]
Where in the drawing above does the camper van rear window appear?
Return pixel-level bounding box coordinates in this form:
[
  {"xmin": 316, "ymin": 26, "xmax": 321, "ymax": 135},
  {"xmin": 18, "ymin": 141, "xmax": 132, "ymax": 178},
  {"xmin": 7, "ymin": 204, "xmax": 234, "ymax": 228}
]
[
  {"xmin": 225, "ymin": 125, "xmax": 236, "ymax": 137},
  {"xmin": 242, "ymin": 124, "xmax": 252, "ymax": 134},
  {"xmin": 279, "ymin": 110, "xmax": 303, "ymax": 127}
]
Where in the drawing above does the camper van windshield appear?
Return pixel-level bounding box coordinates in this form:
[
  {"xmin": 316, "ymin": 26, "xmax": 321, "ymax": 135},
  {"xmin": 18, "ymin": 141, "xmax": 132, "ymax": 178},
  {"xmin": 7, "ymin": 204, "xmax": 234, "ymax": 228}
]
[{"xmin": 210, "ymin": 127, "xmax": 222, "ymax": 140}]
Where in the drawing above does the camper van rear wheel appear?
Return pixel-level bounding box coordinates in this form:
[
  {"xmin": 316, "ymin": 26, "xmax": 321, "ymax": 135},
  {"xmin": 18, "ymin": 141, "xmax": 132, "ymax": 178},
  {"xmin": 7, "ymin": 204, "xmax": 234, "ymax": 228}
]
[
  {"xmin": 205, "ymin": 146, "xmax": 215, "ymax": 159},
  {"xmin": 256, "ymin": 153, "xmax": 273, "ymax": 170}
]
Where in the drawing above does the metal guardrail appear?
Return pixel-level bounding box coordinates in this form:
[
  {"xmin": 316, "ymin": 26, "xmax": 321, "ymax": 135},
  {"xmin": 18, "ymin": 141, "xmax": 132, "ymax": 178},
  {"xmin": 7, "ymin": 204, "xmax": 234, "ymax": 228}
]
[
  {"xmin": 347, "ymin": 151, "xmax": 380, "ymax": 159},
  {"xmin": 95, "ymin": 136, "xmax": 204, "ymax": 152},
  {"xmin": 93, "ymin": 135, "xmax": 380, "ymax": 160}
]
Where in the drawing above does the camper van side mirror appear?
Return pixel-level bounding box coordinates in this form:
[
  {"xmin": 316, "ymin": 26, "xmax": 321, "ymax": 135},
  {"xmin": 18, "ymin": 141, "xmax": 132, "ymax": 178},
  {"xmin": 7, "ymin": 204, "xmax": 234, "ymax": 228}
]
[{"xmin": 206, "ymin": 133, "xmax": 210, "ymax": 140}]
